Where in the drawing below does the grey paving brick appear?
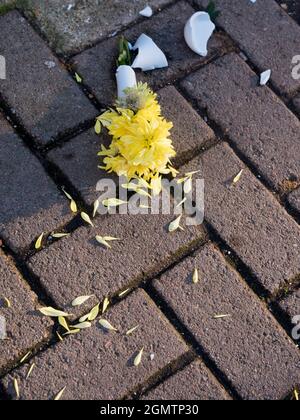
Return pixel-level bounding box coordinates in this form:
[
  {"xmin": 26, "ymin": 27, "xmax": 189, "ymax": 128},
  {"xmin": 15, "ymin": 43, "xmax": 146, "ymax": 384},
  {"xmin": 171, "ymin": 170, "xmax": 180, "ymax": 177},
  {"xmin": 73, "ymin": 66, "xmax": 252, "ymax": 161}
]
[
  {"xmin": 181, "ymin": 53, "xmax": 300, "ymax": 192},
  {"xmin": 73, "ymin": 1, "xmax": 230, "ymax": 106},
  {"xmin": 180, "ymin": 142, "xmax": 300, "ymax": 295},
  {"xmin": 0, "ymin": 11, "xmax": 97, "ymax": 145},
  {"xmin": 197, "ymin": 0, "xmax": 300, "ymax": 97},
  {"xmin": 142, "ymin": 360, "xmax": 231, "ymax": 400},
  {"xmin": 0, "ymin": 250, "xmax": 52, "ymax": 375},
  {"xmin": 2, "ymin": 290, "xmax": 188, "ymax": 400},
  {"xmin": 288, "ymin": 188, "xmax": 300, "ymax": 213},
  {"xmin": 27, "ymin": 208, "xmax": 205, "ymax": 316},
  {"xmin": 0, "ymin": 114, "xmax": 72, "ymax": 253},
  {"xmin": 153, "ymin": 243, "xmax": 300, "ymax": 400},
  {"xmin": 23, "ymin": 0, "xmax": 174, "ymax": 54},
  {"xmin": 47, "ymin": 86, "xmax": 214, "ymax": 206}
]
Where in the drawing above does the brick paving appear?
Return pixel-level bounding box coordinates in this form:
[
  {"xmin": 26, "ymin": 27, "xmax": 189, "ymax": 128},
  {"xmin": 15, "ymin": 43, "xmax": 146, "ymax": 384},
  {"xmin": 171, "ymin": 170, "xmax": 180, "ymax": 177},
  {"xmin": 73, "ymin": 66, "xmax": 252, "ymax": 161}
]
[{"xmin": 0, "ymin": 0, "xmax": 300, "ymax": 401}]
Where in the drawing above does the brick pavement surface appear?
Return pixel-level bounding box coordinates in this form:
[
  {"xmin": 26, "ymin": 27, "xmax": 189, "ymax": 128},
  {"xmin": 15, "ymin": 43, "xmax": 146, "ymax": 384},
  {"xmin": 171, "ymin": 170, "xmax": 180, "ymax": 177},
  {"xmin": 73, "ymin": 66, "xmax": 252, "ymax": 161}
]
[
  {"xmin": 0, "ymin": 114, "xmax": 72, "ymax": 253},
  {"xmin": 47, "ymin": 86, "xmax": 214, "ymax": 206},
  {"xmin": 3, "ymin": 290, "xmax": 188, "ymax": 400},
  {"xmin": 181, "ymin": 53, "xmax": 300, "ymax": 192},
  {"xmin": 142, "ymin": 360, "xmax": 231, "ymax": 400},
  {"xmin": 197, "ymin": 0, "xmax": 300, "ymax": 97},
  {"xmin": 72, "ymin": 1, "xmax": 230, "ymax": 106},
  {"xmin": 0, "ymin": 11, "xmax": 97, "ymax": 145},
  {"xmin": 22, "ymin": 0, "xmax": 174, "ymax": 54},
  {"xmin": 27, "ymin": 211, "xmax": 205, "ymax": 318},
  {"xmin": 0, "ymin": 250, "xmax": 52, "ymax": 375},
  {"xmin": 1, "ymin": 0, "xmax": 300, "ymax": 401},
  {"xmin": 179, "ymin": 143, "xmax": 300, "ymax": 295},
  {"xmin": 153, "ymin": 244, "xmax": 300, "ymax": 400}
]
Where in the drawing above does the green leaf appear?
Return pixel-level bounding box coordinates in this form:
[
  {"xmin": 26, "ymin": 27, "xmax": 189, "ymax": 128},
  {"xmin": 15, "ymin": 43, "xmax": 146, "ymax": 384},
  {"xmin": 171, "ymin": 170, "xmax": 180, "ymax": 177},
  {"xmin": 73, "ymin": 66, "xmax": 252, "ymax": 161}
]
[
  {"xmin": 205, "ymin": 1, "xmax": 220, "ymax": 22},
  {"xmin": 116, "ymin": 36, "xmax": 132, "ymax": 67}
]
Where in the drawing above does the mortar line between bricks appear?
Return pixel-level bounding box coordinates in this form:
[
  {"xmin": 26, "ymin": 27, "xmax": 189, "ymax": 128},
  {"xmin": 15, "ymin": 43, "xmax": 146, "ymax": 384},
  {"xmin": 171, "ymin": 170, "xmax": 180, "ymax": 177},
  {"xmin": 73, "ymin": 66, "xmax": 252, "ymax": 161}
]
[
  {"xmin": 144, "ymin": 284, "xmax": 241, "ymax": 400},
  {"xmin": 124, "ymin": 350, "xmax": 196, "ymax": 400},
  {"xmin": 176, "ymin": 82, "xmax": 300, "ymax": 226}
]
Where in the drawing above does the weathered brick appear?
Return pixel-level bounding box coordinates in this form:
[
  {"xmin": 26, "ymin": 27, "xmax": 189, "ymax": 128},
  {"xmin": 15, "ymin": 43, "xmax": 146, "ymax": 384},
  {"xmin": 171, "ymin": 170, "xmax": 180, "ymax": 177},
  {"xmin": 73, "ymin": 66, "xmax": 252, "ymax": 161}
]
[
  {"xmin": 23, "ymin": 0, "xmax": 173, "ymax": 54},
  {"xmin": 0, "ymin": 250, "xmax": 52, "ymax": 375},
  {"xmin": 279, "ymin": 290, "xmax": 300, "ymax": 323},
  {"xmin": 153, "ymin": 244, "xmax": 300, "ymax": 400},
  {"xmin": 27, "ymin": 210, "xmax": 205, "ymax": 315},
  {"xmin": 142, "ymin": 360, "xmax": 231, "ymax": 400},
  {"xmin": 180, "ymin": 143, "xmax": 300, "ymax": 295},
  {"xmin": 2, "ymin": 290, "xmax": 188, "ymax": 400},
  {"xmin": 73, "ymin": 1, "xmax": 229, "ymax": 106},
  {"xmin": 181, "ymin": 53, "xmax": 300, "ymax": 191},
  {"xmin": 47, "ymin": 86, "xmax": 214, "ymax": 206},
  {"xmin": 0, "ymin": 114, "xmax": 72, "ymax": 253},
  {"xmin": 197, "ymin": 0, "xmax": 300, "ymax": 96},
  {"xmin": 0, "ymin": 11, "xmax": 97, "ymax": 145},
  {"xmin": 288, "ymin": 188, "xmax": 300, "ymax": 213}
]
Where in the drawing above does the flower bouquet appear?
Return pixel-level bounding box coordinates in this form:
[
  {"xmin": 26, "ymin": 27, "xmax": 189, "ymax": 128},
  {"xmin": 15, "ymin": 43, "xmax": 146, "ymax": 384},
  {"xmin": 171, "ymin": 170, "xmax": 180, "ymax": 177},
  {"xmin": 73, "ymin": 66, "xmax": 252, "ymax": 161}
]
[{"xmin": 95, "ymin": 36, "xmax": 177, "ymax": 195}]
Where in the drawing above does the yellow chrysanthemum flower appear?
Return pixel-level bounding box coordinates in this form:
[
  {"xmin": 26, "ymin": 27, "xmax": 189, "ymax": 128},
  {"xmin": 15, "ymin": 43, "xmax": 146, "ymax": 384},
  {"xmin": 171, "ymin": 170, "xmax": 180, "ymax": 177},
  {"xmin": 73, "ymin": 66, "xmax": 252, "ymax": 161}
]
[{"xmin": 96, "ymin": 83, "xmax": 176, "ymax": 194}]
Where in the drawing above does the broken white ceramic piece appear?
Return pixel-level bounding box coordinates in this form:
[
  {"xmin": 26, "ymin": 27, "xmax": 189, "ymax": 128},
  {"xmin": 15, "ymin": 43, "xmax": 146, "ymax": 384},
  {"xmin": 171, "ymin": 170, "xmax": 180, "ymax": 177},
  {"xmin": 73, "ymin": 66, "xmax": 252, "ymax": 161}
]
[
  {"xmin": 116, "ymin": 65, "xmax": 137, "ymax": 99},
  {"xmin": 139, "ymin": 6, "xmax": 153, "ymax": 18},
  {"xmin": 131, "ymin": 34, "xmax": 168, "ymax": 71},
  {"xmin": 184, "ymin": 12, "xmax": 215, "ymax": 57},
  {"xmin": 260, "ymin": 69, "xmax": 271, "ymax": 86}
]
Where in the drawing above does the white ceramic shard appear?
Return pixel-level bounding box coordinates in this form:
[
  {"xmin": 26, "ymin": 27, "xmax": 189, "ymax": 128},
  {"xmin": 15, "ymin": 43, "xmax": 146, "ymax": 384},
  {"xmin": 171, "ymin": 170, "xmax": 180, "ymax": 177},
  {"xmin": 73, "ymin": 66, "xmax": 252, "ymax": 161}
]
[
  {"xmin": 131, "ymin": 34, "xmax": 168, "ymax": 71},
  {"xmin": 184, "ymin": 12, "xmax": 215, "ymax": 57},
  {"xmin": 260, "ymin": 69, "xmax": 271, "ymax": 86},
  {"xmin": 116, "ymin": 65, "xmax": 137, "ymax": 99},
  {"xmin": 139, "ymin": 6, "xmax": 153, "ymax": 18}
]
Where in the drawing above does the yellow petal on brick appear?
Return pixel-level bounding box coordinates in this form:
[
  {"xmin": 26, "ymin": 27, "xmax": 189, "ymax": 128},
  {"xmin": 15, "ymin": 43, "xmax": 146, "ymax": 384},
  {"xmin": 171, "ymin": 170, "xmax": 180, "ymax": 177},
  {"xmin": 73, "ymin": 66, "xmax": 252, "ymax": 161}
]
[
  {"xmin": 63, "ymin": 329, "xmax": 81, "ymax": 336},
  {"xmin": 118, "ymin": 289, "xmax": 130, "ymax": 298},
  {"xmin": 95, "ymin": 119, "xmax": 101, "ymax": 135},
  {"xmin": 39, "ymin": 307, "xmax": 70, "ymax": 318},
  {"xmin": 35, "ymin": 233, "xmax": 44, "ymax": 250},
  {"xmin": 168, "ymin": 215, "xmax": 183, "ymax": 233},
  {"xmin": 294, "ymin": 389, "xmax": 299, "ymax": 401},
  {"xmin": 26, "ymin": 364, "xmax": 35, "ymax": 380},
  {"xmin": 79, "ymin": 314, "xmax": 90, "ymax": 323},
  {"xmin": 184, "ymin": 177, "xmax": 192, "ymax": 194},
  {"xmin": 126, "ymin": 326, "xmax": 139, "ymax": 336},
  {"xmin": 3, "ymin": 297, "xmax": 11, "ymax": 308},
  {"xmin": 102, "ymin": 297, "xmax": 110, "ymax": 314},
  {"xmin": 71, "ymin": 322, "xmax": 92, "ymax": 330},
  {"xmin": 81, "ymin": 212, "xmax": 94, "ymax": 227},
  {"xmin": 14, "ymin": 379, "xmax": 20, "ymax": 398},
  {"xmin": 62, "ymin": 188, "xmax": 72, "ymax": 201},
  {"xmin": 134, "ymin": 348, "xmax": 144, "ymax": 367},
  {"xmin": 93, "ymin": 199, "xmax": 100, "ymax": 217},
  {"xmin": 54, "ymin": 386, "xmax": 66, "ymax": 401},
  {"xmin": 88, "ymin": 304, "xmax": 100, "ymax": 321},
  {"xmin": 99, "ymin": 319, "xmax": 117, "ymax": 332},
  {"xmin": 75, "ymin": 72, "xmax": 82, "ymax": 83},
  {"xmin": 72, "ymin": 295, "xmax": 93, "ymax": 307},
  {"xmin": 192, "ymin": 268, "xmax": 199, "ymax": 284},
  {"xmin": 70, "ymin": 200, "xmax": 78, "ymax": 213},
  {"xmin": 233, "ymin": 169, "xmax": 244, "ymax": 185},
  {"xmin": 58, "ymin": 316, "xmax": 70, "ymax": 332},
  {"xmin": 56, "ymin": 332, "xmax": 63, "ymax": 342},
  {"xmin": 213, "ymin": 314, "xmax": 232, "ymax": 319},
  {"xmin": 185, "ymin": 170, "xmax": 201, "ymax": 178},
  {"xmin": 102, "ymin": 198, "xmax": 128, "ymax": 208},
  {"xmin": 52, "ymin": 233, "xmax": 70, "ymax": 239},
  {"xmin": 96, "ymin": 236, "xmax": 111, "ymax": 249},
  {"xmin": 20, "ymin": 351, "xmax": 31, "ymax": 364}
]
